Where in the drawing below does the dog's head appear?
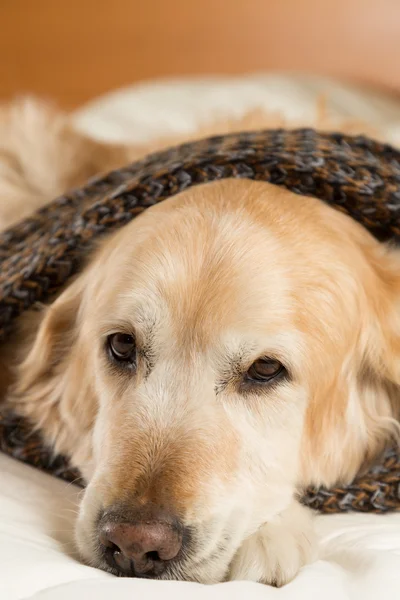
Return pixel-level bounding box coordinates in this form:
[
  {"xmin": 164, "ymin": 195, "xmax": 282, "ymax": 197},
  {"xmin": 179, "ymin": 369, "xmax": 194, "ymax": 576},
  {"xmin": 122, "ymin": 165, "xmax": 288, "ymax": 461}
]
[{"xmin": 11, "ymin": 179, "xmax": 400, "ymax": 582}]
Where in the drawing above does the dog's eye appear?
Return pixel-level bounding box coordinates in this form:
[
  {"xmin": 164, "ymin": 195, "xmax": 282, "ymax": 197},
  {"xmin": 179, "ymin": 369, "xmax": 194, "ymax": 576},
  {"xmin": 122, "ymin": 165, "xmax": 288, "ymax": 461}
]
[
  {"xmin": 246, "ymin": 358, "xmax": 284, "ymax": 383},
  {"xmin": 107, "ymin": 333, "xmax": 136, "ymax": 363}
]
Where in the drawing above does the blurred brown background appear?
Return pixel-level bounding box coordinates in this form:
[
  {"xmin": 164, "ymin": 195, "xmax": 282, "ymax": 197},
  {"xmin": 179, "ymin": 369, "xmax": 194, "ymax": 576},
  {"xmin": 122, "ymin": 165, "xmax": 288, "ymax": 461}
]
[{"xmin": 1, "ymin": 0, "xmax": 400, "ymax": 109}]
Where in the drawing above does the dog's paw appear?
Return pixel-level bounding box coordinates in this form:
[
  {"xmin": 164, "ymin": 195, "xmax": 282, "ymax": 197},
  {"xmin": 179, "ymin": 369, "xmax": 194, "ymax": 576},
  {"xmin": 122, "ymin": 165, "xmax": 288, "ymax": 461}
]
[{"xmin": 228, "ymin": 500, "xmax": 316, "ymax": 587}]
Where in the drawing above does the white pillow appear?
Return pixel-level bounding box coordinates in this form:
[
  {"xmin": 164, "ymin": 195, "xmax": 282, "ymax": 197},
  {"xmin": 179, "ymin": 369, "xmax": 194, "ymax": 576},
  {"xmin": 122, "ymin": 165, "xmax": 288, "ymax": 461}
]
[{"xmin": 74, "ymin": 74, "xmax": 400, "ymax": 145}]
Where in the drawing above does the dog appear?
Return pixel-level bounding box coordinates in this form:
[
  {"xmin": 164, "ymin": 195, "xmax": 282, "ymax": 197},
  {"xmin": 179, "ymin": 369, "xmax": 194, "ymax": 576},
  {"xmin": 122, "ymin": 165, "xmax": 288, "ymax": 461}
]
[{"xmin": 0, "ymin": 97, "xmax": 399, "ymax": 586}]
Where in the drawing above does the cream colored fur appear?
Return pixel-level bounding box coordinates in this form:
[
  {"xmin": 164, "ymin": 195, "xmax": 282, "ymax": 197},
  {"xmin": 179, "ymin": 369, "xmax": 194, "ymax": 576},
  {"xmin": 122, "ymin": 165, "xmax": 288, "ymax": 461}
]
[{"xmin": 0, "ymin": 97, "xmax": 399, "ymax": 586}]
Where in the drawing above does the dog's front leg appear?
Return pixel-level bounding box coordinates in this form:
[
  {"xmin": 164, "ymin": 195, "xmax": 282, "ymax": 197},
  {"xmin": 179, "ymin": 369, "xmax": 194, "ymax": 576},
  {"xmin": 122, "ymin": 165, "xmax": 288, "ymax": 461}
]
[{"xmin": 228, "ymin": 500, "xmax": 317, "ymax": 586}]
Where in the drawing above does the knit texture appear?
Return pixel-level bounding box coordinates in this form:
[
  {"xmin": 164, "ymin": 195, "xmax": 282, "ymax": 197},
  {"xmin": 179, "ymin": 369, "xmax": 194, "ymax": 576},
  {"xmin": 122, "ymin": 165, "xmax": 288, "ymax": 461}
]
[{"xmin": 1, "ymin": 128, "xmax": 400, "ymax": 512}]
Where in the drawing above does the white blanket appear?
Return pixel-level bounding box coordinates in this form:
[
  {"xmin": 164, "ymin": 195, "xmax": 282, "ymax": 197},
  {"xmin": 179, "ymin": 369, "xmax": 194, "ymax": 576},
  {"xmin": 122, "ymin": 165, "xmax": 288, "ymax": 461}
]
[
  {"xmin": 2, "ymin": 74, "xmax": 400, "ymax": 599},
  {"xmin": 2, "ymin": 454, "xmax": 400, "ymax": 600}
]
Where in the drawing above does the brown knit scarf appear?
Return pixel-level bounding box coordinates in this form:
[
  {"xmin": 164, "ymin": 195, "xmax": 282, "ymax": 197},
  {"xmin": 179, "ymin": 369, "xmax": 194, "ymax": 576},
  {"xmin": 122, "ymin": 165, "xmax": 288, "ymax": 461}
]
[{"xmin": 1, "ymin": 128, "xmax": 399, "ymax": 513}]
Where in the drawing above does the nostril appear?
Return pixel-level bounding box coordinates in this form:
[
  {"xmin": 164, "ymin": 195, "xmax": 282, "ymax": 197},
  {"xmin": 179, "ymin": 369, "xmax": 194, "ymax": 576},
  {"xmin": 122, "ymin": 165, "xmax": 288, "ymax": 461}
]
[
  {"xmin": 112, "ymin": 548, "xmax": 134, "ymax": 575},
  {"xmin": 103, "ymin": 540, "xmax": 120, "ymax": 553},
  {"xmin": 103, "ymin": 542, "xmax": 122, "ymax": 565},
  {"xmin": 146, "ymin": 550, "xmax": 161, "ymax": 562},
  {"xmin": 105, "ymin": 542, "xmax": 121, "ymax": 557},
  {"xmin": 99, "ymin": 529, "xmax": 119, "ymax": 551}
]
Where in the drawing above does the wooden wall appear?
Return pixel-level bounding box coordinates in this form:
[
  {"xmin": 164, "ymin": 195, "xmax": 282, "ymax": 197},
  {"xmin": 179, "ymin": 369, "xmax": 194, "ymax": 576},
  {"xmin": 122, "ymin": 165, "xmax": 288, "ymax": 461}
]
[{"xmin": 1, "ymin": 0, "xmax": 400, "ymax": 109}]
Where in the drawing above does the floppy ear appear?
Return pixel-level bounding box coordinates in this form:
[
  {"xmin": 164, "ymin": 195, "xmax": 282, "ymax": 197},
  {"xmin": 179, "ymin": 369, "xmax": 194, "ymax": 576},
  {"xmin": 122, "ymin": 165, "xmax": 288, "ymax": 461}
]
[
  {"xmin": 367, "ymin": 245, "xmax": 400, "ymax": 385},
  {"xmin": 349, "ymin": 242, "xmax": 400, "ymax": 467},
  {"xmin": 300, "ymin": 239, "xmax": 400, "ymax": 489},
  {"xmin": 9, "ymin": 274, "xmax": 97, "ymax": 472}
]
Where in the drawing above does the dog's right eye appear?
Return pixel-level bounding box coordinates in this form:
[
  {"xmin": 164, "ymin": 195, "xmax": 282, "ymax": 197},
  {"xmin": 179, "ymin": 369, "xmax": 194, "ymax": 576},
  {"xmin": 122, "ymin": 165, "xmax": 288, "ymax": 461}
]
[{"xmin": 107, "ymin": 333, "xmax": 136, "ymax": 363}]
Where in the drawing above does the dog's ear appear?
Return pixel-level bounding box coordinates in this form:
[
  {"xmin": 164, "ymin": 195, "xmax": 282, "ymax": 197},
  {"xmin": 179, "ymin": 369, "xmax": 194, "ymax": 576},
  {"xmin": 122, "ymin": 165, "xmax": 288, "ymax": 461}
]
[
  {"xmin": 300, "ymin": 237, "xmax": 400, "ymax": 489},
  {"xmin": 367, "ymin": 246, "xmax": 400, "ymax": 385},
  {"xmin": 349, "ymin": 241, "xmax": 400, "ymax": 465},
  {"xmin": 9, "ymin": 273, "xmax": 97, "ymax": 471}
]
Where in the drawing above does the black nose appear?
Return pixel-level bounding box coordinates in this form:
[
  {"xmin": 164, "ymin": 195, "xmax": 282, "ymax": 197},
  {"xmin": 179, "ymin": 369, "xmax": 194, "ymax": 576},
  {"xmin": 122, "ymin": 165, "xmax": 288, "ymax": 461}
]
[{"xmin": 99, "ymin": 509, "xmax": 184, "ymax": 577}]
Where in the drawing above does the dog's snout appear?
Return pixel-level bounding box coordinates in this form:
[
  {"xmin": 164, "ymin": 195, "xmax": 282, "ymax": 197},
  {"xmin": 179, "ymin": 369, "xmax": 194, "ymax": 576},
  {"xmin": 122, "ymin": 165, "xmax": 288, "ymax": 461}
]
[{"xmin": 99, "ymin": 511, "xmax": 184, "ymax": 577}]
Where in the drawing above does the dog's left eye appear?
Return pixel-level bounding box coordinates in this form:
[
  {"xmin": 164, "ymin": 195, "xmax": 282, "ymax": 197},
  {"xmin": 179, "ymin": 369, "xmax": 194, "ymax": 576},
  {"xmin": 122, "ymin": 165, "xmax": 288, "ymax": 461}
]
[
  {"xmin": 245, "ymin": 358, "xmax": 285, "ymax": 383},
  {"xmin": 107, "ymin": 333, "xmax": 136, "ymax": 363}
]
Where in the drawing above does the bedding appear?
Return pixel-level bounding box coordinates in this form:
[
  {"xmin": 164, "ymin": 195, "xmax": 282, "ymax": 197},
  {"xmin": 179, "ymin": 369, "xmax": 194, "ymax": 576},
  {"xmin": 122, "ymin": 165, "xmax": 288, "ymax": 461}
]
[
  {"xmin": 3, "ymin": 453, "xmax": 400, "ymax": 600},
  {"xmin": 2, "ymin": 74, "xmax": 400, "ymax": 599}
]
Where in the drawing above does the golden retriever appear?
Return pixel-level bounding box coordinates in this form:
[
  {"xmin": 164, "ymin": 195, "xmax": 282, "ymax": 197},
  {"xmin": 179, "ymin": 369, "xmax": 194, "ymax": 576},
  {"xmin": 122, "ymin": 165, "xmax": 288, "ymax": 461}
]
[{"xmin": 0, "ymin": 98, "xmax": 399, "ymax": 586}]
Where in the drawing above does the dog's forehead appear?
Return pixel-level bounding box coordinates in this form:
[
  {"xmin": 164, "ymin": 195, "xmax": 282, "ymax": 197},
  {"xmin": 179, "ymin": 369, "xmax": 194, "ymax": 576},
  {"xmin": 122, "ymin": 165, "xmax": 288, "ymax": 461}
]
[
  {"xmin": 90, "ymin": 179, "xmax": 357, "ymax": 345},
  {"xmin": 97, "ymin": 194, "xmax": 296, "ymax": 335}
]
